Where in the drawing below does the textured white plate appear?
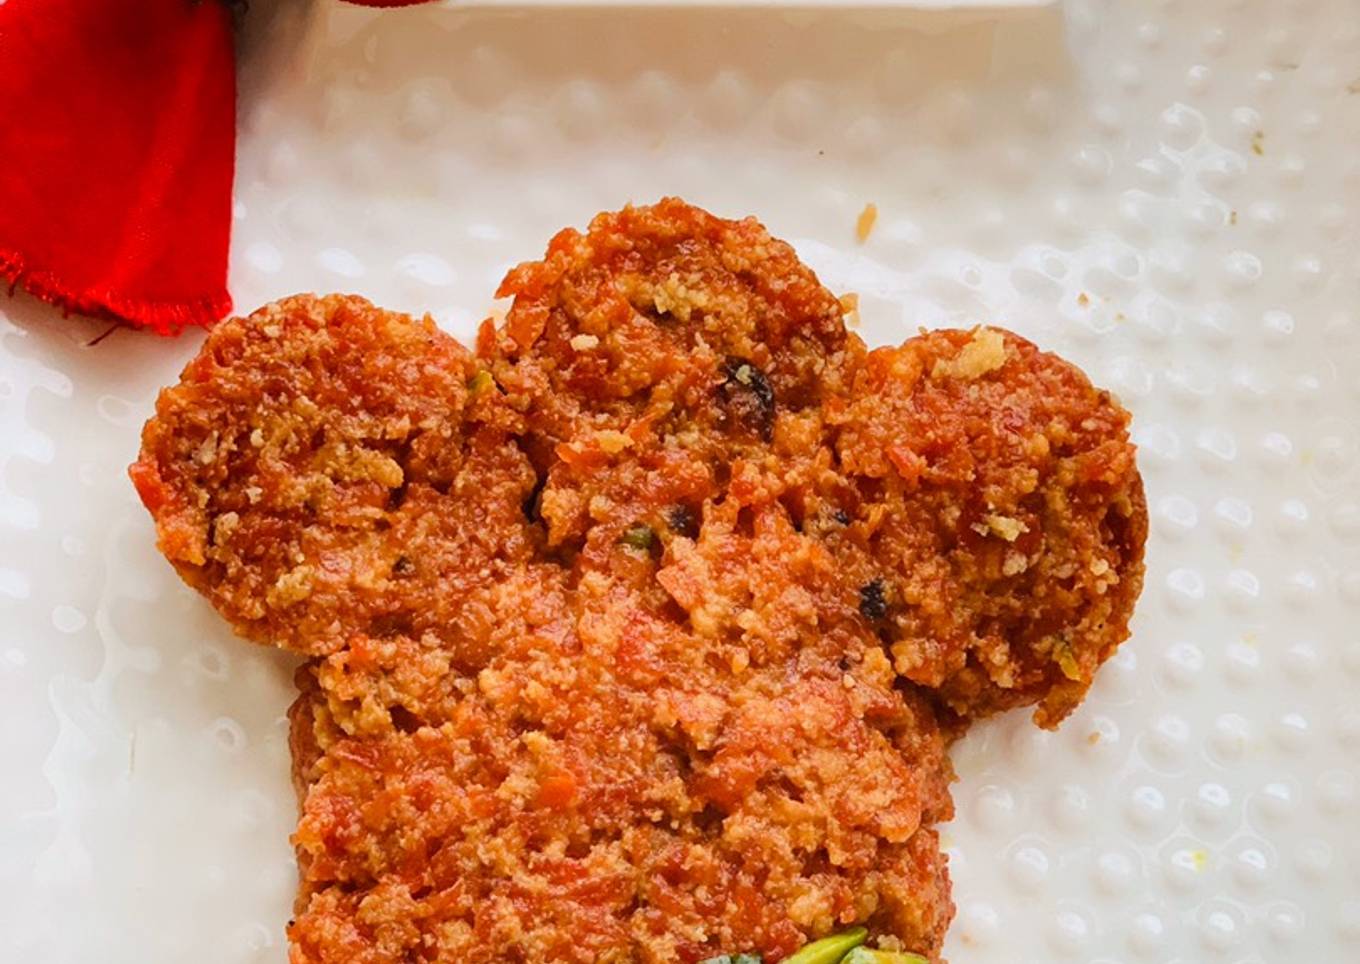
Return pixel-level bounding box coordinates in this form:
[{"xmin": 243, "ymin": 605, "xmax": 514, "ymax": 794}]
[{"xmin": 3, "ymin": 0, "xmax": 1360, "ymax": 961}]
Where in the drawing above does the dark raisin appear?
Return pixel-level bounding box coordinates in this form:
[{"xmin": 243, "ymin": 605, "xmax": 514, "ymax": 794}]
[
  {"xmin": 859, "ymin": 579, "xmax": 888, "ymax": 620},
  {"xmin": 391, "ymin": 555, "xmax": 413, "ymax": 576},
  {"xmin": 522, "ymin": 474, "xmax": 546, "ymax": 523},
  {"xmin": 833, "ymin": 508, "xmax": 851, "ymax": 525},
  {"xmin": 389, "ymin": 705, "xmax": 422, "ymax": 733},
  {"xmin": 667, "ymin": 504, "xmax": 699, "ymax": 539},
  {"xmin": 719, "ymin": 357, "xmax": 776, "ymax": 442},
  {"xmin": 369, "ymin": 612, "xmax": 414, "ymax": 637}
]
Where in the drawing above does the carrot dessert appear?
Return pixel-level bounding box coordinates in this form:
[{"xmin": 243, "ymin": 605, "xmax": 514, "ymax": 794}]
[{"xmin": 131, "ymin": 200, "xmax": 1145, "ymax": 963}]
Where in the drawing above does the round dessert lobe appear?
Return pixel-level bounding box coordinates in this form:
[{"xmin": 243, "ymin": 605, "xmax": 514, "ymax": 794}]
[
  {"xmin": 836, "ymin": 327, "xmax": 1147, "ymax": 727},
  {"xmin": 129, "ymin": 293, "xmax": 539, "ymax": 657},
  {"xmin": 485, "ymin": 199, "xmax": 863, "ymax": 561},
  {"xmin": 487, "ymin": 197, "xmax": 861, "ymax": 455}
]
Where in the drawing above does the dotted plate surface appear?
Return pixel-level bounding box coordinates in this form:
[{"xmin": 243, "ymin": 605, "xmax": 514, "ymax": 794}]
[{"xmin": 3, "ymin": 0, "xmax": 1359, "ymax": 961}]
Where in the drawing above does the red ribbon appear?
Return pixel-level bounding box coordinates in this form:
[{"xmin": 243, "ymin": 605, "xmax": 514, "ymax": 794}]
[
  {"xmin": 0, "ymin": 0, "xmax": 440, "ymax": 335},
  {"xmin": 0, "ymin": 0, "xmax": 237, "ymax": 334}
]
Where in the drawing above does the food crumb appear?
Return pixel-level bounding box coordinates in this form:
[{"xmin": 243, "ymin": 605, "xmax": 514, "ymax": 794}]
[
  {"xmin": 195, "ymin": 433, "xmax": 218, "ymax": 465},
  {"xmin": 1251, "ymin": 130, "xmax": 1265, "ymax": 156},
  {"xmin": 840, "ymin": 292, "xmax": 861, "ymax": 328},
  {"xmin": 1002, "ymin": 550, "xmax": 1029, "ymax": 576},
  {"xmin": 856, "ymin": 203, "xmax": 878, "ymax": 243},
  {"xmin": 269, "ymin": 565, "xmax": 314, "ymax": 606},
  {"xmin": 930, "ymin": 328, "xmax": 1008, "ymax": 381},
  {"xmin": 596, "ymin": 430, "xmax": 633, "ymax": 454},
  {"xmin": 1077, "ymin": 292, "xmax": 1091, "ymax": 307},
  {"xmin": 982, "ymin": 513, "xmax": 1027, "ymax": 542},
  {"xmin": 1087, "ymin": 731, "xmax": 1101, "ymax": 745},
  {"xmin": 1229, "ymin": 209, "xmax": 1238, "ymax": 225}
]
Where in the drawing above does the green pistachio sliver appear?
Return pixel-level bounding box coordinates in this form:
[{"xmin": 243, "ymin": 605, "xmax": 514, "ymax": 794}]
[
  {"xmin": 698, "ymin": 955, "xmax": 762, "ymax": 964},
  {"xmin": 840, "ymin": 948, "xmax": 930, "ymax": 964},
  {"xmin": 466, "ymin": 370, "xmax": 495, "ymax": 395},
  {"xmin": 783, "ymin": 927, "xmax": 867, "ymax": 964},
  {"xmin": 1052, "ymin": 634, "xmax": 1081, "ymax": 682},
  {"xmin": 618, "ymin": 523, "xmax": 656, "ymax": 552}
]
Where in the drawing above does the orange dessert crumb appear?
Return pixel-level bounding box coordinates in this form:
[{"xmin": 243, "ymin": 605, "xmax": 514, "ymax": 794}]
[{"xmin": 856, "ymin": 203, "xmax": 878, "ymax": 243}]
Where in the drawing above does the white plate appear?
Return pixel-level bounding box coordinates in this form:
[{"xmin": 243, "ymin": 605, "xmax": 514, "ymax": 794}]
[{"xmin": 3, "ymin": 0, "xmax": 1359, "ymax": 961}]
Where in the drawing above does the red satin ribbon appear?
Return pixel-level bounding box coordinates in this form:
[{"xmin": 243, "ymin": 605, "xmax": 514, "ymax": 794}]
[
  {"xmin": 0, "ymin": 0, "xmax": 439, "ymax": 334},
  {"xmin": 0, "ymin": 0, "xmax": 237, "ymax": 333}
]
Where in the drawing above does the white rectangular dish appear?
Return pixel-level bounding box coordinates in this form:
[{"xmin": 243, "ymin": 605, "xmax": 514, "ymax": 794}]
[{"xmin": 2, "ymin": 0, "xmax": 1358, "ymax": 961}]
